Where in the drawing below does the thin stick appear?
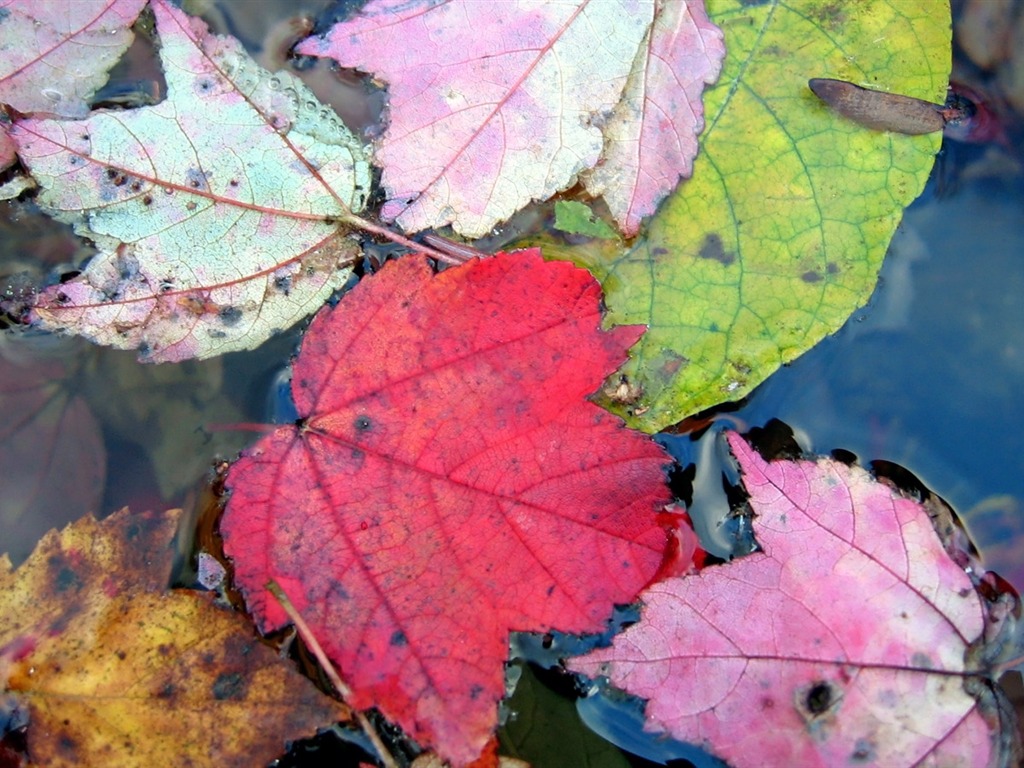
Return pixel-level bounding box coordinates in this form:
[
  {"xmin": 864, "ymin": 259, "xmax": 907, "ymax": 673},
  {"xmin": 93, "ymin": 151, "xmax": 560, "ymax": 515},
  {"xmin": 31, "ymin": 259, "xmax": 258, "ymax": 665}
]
[
  {"xmin": 266, "ymin": 580, "xmax": 399, "ymax": 768},
  {"xmin": 344, "ymin": 213, "xmax": 471, "ymax": 266}
]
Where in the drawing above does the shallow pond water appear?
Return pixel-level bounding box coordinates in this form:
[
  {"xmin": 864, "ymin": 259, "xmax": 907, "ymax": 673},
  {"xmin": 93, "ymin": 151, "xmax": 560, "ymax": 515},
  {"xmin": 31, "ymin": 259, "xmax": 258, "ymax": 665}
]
[{"xmin": 1, "ymin": 1, "xmax": 1022, "ymax": 766}]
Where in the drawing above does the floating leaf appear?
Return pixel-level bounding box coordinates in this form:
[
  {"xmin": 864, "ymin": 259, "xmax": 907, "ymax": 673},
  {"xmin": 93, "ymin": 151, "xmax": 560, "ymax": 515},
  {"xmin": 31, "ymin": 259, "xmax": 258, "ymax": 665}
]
[
  {"xmin": 297, "ymin": 0, "xmax": 723, "ymax": 238},
  {"xmin": 579, "ymin": 0, "xmax": 724, "ymax": 235},
  {"xmin": 0, "ymin": 0, "xmax": 146, "ymax": 118},
  {"xmin": 570, "ymin": 432, "xmax": 1018, "ymax": 768},
  {"xmin": 563, "ymin": 0, "xmax": 949, "ymax": 430},
  {"xmin": 221, "ymin": 250, "xmax": 684, "ymax": 765},
  {"xmin": 0, "ymin": 508, "xmax": 345, "ymax": 767},
  {"xmin": 12, "ymin": 0, "xmax": 371, "ymax": 362}
]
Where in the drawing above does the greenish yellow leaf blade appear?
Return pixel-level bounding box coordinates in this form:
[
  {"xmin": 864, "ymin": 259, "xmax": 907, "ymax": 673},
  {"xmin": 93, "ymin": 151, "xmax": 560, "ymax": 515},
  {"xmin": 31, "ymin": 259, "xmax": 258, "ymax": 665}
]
[{"xmin": 570, "ymin": 0, "xmax": 949, "ymax": 431}]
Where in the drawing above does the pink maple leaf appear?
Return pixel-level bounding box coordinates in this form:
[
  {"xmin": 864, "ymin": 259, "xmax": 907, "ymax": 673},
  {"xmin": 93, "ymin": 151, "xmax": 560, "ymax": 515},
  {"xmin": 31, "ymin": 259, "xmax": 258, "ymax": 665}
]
[
  {"xmin": 570, "ymin": 431, "xmax": 1018, "ymax": 768},
  {"xmin": 297, "ymin": 0, "xmax": 723, "ymax": 238}
]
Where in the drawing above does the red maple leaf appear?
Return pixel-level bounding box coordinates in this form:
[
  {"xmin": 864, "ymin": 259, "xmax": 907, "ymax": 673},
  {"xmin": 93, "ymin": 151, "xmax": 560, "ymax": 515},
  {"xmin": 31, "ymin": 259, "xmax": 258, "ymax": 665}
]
[{"xmin": 220, "ymin": 250, "xmax": 684, "ymax": 765}]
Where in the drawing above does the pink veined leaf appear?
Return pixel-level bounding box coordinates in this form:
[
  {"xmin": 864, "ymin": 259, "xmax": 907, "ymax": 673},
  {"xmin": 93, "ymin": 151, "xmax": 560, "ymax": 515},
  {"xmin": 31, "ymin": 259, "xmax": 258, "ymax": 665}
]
[
  {"xmin": 580, "ymin": 0, "xmax": 723, "ymax": 236},
  {"xmin": 0, "ymin": 0, "xmax": 147, "ymax": 118},
  {"xmin": 10, "ymin": 0, "xmax": 371, "ymax": 362},
  {"xmin": 570, "ymin": 432, "xmax": 1019, "ymax": 768},
  {"xmin": 298, "ymin": 0, "xmax": 719, "ymax": 239}
]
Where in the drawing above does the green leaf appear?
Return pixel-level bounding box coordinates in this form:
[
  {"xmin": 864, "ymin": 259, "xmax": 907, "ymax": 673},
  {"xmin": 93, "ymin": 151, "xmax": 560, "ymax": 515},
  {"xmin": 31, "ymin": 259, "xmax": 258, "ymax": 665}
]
[
  {"xmin": 564, "ymin": 0, "xmax": 950, "ymax": 431},
  {"xmin": 553, "ymin": 201, "xmax": 619, "ymax": 241}
]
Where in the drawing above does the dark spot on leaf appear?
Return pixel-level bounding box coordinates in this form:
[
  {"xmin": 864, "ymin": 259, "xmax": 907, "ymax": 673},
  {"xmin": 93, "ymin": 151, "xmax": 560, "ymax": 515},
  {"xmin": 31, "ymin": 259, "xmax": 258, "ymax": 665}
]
[
  {"xmin": 698, "ymin": 233, "xmax": 734, "ymax": 266},
  {"xmin": 801, "ymin": 270, "xmax": 822, "ymax": 283},
  {"xmin": 156, "ymin": 682, "xmax": 175, "ymax": 699},
  {"xmin": 212, "ymin": 672, "xmax": 246, "ymax": 700},
  {"xmin": 810, "ymin": 2, "xmax": 846, "ymax": 31},
  {"xmin": 130, "ymin": 181, "xmax": 142, "ymax": 192},
  {"xmin": 219, "ymin": 306, "xmax": 242, "ymax": 326},
  {"xmin": 229, "ymin": 179, "xmax": 239, "ymax": 187},
  {"xmin": 55, "ymin": 566, "xmax": 82, "ymax": 593},
  {"xmin": 143, "ymin": 195, "xmax": 153, "ymax": 206},
  {"xmin": 105, "ymin": 168, "xmax": 117, "ymax": 179},
  {"xmin": 827, "ymin": 262, "xmax": 839, "ymax": 274},
  {"xmin": 761, "ymin": 696, "xmax": 775, "ymax": 710},
  {"xmin": 469, "ymin": 684, "xmax": 484, "ymax": 700},
  {"xmin": 354, "ymin": 415, "xmax": 372, "ymax": 432},
  {"xmin": 81, "ymin": 134, "xmax": 89, "ymax": 141},
  {"xmin": 274, "ymin": 275, "xmax": 292, "ymax": 294},
  {"xmin": 850, "ymin": 738, "xmax": 876, "ymax": 762},
  {"xmin": 157, "ymin": 643, "xmax": 172, "ymax": 656},
  {"xmin": 57, "ymin": 734, "xmax": 77, "ymax": 757},
  {"xmin": 805, "ymin": 681, "xmax": 833, "ymax": 714},
  {"xmin": 116, "ymin": 649, "xmax": 127, "ymax": 660},
  {"xmin": 390, "ymin": 630, "xmax": 408, "ymax": 647}
]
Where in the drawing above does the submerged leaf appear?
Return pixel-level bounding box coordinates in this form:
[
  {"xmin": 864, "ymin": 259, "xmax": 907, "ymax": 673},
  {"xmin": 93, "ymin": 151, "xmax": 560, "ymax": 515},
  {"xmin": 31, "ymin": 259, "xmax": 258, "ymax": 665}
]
[
  {"xmin": 0, "ymin": 336, "xmax": 105, "ymax": 565},
  {"xmin": 570, "ymin": 433, "xmax": 1018, "ymax": 768},
  {"xmin": 0, "ymin": 508, "xmax": 345, "ymax": 767},
  {"xmin": 297, "ymin": 0, "xmax": 722, "ymax": 238},
  {"xmin": 13, "ymin": 0, "xmax": 371, "ymax": 362},
  {"xmin": 221, "ymin": 250, "xmax": 683, "ymax": 765}
]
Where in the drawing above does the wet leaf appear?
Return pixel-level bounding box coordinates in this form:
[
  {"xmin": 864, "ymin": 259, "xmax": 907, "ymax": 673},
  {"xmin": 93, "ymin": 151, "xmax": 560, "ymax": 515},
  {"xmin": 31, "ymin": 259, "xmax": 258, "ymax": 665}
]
[
  {"xmin": 565, "ymin": 0, "xmax": 950, "ymax": 431},
  {"xmin": 297, "ymin": 0, "xmax": 723, "ymax": 238},
  {"xmin": 579, "ymin": 0, "xmax": 724, "ymax": 235},
  {"xmin": 570, "ymin": 432, "xmax": 1018, "ymax": 768},
  {"xmin": 221, "ymin": 250, "xmax": 684, "ymax": 766},
  {"xmin": 0, "ymin": 508, "xmax": 345, "ymax": 767},
  {"xmin": 553, "ymin": 202, "xmax": 619, "ymax": 241},
  {"xmin": 11, "ymin": 0, "xmax": 371, "ymax": 362},
  {"xmin": 0, "ymin": 0, "xmax": 146, "ymax": 118}
]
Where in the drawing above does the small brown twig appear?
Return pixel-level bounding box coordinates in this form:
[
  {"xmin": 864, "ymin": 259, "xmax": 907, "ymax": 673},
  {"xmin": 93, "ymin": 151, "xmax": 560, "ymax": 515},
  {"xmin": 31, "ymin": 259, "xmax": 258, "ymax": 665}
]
[
  {"xmin": 266, "ymin": 579, "xmax": 399, "ymax": 768},
  {"xmin": 344, "ymin": 213, "xmax": 475, "ymax": 266}
]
